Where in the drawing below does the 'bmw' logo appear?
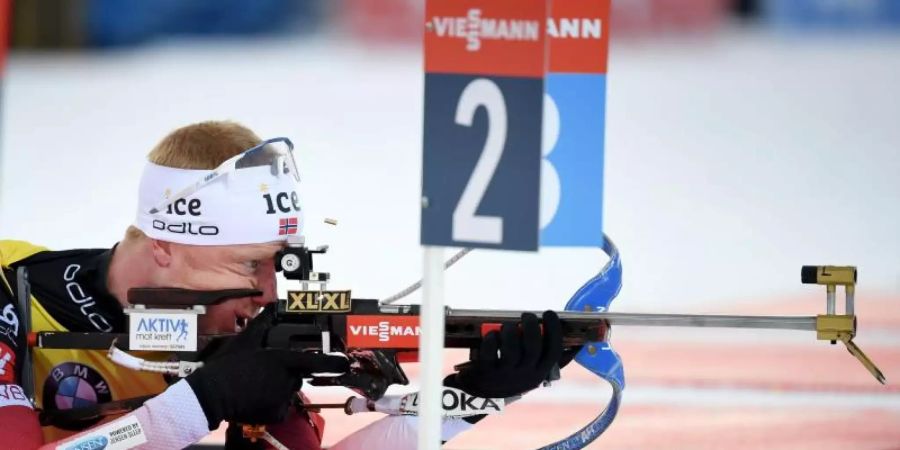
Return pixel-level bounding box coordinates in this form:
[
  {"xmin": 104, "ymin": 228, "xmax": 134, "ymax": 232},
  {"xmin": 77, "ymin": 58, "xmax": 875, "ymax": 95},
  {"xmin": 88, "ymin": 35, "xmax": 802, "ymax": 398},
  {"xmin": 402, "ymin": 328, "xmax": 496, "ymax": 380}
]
[{"xmin": 43, "ymin": 362, "xmax": 112, "ymax": 430}]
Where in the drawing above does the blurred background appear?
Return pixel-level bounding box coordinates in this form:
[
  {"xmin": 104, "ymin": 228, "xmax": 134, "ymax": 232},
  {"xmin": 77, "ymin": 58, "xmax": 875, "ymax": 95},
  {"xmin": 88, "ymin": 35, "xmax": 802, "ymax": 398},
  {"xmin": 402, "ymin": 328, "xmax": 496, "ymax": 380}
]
[{"xmin": 1, "ymin": 0, "xmax": 899, "ymax": 448}]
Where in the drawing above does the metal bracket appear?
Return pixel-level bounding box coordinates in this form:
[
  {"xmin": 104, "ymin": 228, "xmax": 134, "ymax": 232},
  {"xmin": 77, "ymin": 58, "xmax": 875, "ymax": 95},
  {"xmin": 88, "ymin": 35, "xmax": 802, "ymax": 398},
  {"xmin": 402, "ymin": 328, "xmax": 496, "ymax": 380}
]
[{"xmin": 804, "ymin": 265, "xmax": 885, "ymax": 384}]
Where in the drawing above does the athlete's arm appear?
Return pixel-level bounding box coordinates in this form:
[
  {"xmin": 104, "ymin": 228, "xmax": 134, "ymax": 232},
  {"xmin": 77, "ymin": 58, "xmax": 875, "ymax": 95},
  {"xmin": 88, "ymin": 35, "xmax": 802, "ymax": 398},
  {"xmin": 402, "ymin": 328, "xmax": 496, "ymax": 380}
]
[
  {"xmin": 46, "ymin": 349, "xmax": 349, "ymax": 450},
  {"xmin": 328, "ymin": 415, "xmax": 473, "ymax": 450},
  {"xmin": 0, "ymin": 245, "xmax": 192, "ymax": 449},
  {"xmin": 0, "ymin": 265, "xmax": 149, "ymax": 450},
  {"xmin": 331, "ymin": 312, "xmax": 563, "ymax": 450},
  {"xmin": 0, "ymin": 394, "xmax": 44, "ymax": 449},
  {"xmin": 39, "ymin": 379, "xmax": 209, "ymax": 450}
]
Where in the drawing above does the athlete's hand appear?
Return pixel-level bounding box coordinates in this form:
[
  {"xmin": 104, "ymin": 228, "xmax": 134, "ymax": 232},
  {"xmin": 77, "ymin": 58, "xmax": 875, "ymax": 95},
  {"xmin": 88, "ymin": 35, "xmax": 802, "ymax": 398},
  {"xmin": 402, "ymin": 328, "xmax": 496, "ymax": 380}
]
[
  {"xmin": 445, "ymin": 311, "xmax": 563, "ymax": 399},
  {"xmin": 186, "ymin": 349, "xmax": 348, "ymax": 430}
]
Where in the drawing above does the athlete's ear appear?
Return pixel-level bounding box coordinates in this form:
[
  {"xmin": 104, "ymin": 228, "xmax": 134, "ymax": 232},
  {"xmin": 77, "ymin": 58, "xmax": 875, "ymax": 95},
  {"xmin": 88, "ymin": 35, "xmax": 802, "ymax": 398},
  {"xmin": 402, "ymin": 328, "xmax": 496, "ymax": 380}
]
[{"xmin": 150, "ymin": 239, "xmax": 173, "ymax": 268}]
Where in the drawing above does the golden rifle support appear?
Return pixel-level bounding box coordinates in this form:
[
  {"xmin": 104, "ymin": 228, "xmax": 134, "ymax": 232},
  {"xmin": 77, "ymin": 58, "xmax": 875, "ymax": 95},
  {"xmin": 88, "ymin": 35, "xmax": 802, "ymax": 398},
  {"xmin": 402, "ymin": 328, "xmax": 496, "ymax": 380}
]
[{"xmin": 804, "ymin": 265, "xmax": 886, "ymax": 384}]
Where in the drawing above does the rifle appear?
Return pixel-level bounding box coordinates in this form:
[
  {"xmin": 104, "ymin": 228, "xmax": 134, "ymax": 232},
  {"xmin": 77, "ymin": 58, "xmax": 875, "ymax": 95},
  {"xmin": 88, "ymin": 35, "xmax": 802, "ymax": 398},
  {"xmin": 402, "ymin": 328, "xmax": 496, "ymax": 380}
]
[{"xmin": 28, "ymin": 236, "xmax": 885, "ymax": 450}]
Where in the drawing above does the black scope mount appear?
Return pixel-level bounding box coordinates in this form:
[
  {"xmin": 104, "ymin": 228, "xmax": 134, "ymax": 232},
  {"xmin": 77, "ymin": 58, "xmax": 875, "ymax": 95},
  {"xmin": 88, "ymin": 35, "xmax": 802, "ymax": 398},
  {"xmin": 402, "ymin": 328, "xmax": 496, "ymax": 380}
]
[{"xmin": 275, "ymin": 243, "xmax": 330, "ymax": 282}]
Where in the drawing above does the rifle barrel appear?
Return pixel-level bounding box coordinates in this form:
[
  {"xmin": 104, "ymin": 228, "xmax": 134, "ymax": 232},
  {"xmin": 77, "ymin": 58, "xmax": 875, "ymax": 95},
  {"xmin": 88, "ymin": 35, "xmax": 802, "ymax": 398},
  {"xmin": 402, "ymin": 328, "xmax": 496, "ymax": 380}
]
[{"xmin": 448, "ymin": 309, "xmax": 817, "ymax": 331}]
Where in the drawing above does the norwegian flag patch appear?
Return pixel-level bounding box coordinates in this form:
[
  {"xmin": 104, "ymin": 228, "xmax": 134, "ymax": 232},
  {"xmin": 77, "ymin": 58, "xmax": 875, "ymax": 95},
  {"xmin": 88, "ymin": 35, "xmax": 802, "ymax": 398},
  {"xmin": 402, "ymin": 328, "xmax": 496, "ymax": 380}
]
[{"xmin": 279, "ymin": 217, "xmax": 299, "ymax": 235}]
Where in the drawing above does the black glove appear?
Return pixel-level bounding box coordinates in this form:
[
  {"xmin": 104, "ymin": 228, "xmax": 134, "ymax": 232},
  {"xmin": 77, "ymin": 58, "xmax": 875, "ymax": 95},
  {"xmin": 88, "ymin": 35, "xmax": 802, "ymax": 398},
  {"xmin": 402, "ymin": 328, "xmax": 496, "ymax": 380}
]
[
  {"xmin": 559, "ymin": 346, "xmax": 582, "ymax": 369},
  {"xmin": 186, "ymin": 348, "xmax": 348, "ymax": 430},
  {"xmin": 444, "ymin": 310, "xmax": 563, "ymax": 399}
]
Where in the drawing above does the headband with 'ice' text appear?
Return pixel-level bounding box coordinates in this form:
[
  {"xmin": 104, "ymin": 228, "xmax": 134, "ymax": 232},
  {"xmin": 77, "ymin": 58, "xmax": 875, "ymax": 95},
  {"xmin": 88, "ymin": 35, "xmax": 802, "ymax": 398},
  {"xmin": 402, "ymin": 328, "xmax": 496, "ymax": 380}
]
[{"xmin": 134, "ymin": 161, "xmax": 304, "ymax": 245}]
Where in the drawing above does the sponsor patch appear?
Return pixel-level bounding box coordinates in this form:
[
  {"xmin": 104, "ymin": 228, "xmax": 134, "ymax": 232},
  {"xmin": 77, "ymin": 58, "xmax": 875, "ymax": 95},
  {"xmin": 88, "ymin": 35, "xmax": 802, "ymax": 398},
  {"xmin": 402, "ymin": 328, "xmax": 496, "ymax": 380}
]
[
  {"xmin": 0, "ymin": 342, "xmax": 16, "ymax": 383},
  {"xmin": 0, "ymin": 323, "xmax": 18, "ymax": 347},
  {"xmin": 127, "ymin": 310, "xmax": 197, "ymax": 351},
  {"xmin": 0, "ymin": 384, "xmax": 32, "ymax": 409},
  {"xmin": 398, "ymin": 387, "xmax": 504, "ymax": 417},
  {"xmin": 57, "ymin": 414, "xmax": 147, "ymax": 450},
  {"xmin": 284, "ymin": 290, "xmax": 351, "ymax": 313},
  {"xmin": 63, "ymin": 264, "xmax": 114, "ymax": 332},
  {"xmin": 62, "ymin": 435, "xmax": 108, "ymax": 450},
  {"xmin": 43, "ymin": 362, "xmax": 112, "ymax": 429},
  {"xmin": 151, "ymin": 219, "xmax": 219, "ymax": 236},
  {"xmin": 346, "ymin": 316, "xmax": 421, "ymax": 348},
  {"xmin": 0, "ymin": 304, "xmax": 20, "ymax": 336},
  {"xmin": 278, "ymin": 217, "xmax": 299, "ymax": 235}
]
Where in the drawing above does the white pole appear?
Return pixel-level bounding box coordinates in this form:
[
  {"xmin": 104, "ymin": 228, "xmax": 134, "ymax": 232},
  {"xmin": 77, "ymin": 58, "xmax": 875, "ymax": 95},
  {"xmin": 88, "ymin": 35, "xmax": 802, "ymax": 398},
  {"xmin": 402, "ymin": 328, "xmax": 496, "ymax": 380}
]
[{"xmin": 418, "ymin": 246, "xmax": 445, "ymax": 449}]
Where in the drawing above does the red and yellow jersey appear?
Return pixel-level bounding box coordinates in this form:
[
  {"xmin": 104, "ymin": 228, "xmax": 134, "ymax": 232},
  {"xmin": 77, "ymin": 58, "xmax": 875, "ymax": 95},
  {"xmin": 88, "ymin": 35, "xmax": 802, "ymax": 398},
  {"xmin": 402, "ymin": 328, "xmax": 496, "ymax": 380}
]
[{"xmin": 0, "ymin": 240, "xmax": 168, "ymax": 442}]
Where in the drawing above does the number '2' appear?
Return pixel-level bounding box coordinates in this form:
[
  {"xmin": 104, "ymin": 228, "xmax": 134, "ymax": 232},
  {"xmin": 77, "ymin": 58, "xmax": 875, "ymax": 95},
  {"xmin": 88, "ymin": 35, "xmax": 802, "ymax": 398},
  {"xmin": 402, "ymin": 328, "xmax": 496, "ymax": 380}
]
[{"xmin": 452, "ymin": 78, "xmax": 507, "ymax": 244}]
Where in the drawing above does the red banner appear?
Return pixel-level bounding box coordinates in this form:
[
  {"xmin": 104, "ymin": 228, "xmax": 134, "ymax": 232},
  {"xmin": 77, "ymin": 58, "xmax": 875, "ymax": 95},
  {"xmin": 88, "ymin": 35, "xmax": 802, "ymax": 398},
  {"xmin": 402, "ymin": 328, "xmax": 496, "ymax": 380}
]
[
  {"xmin": 346, "ymin": 316, "xmax": 421, "ymax": 349},
  {"xmin": 548, "ymin": 0, "xmax": 610, "ymax": 74},
  {"xmin": 424, "ymin": 0, "xmax": 547, "ymax": 77}
]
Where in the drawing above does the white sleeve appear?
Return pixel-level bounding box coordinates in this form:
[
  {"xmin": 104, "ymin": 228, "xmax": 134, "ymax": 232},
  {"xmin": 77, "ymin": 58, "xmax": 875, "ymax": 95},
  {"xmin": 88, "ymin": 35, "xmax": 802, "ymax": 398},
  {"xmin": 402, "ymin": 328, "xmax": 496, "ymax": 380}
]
[
  {"xmin": 46, "ymin": 380, "xmax": 211, "ymax": 450},
  {"xmin": 329, "ymin": 416, "xmax": 474, "ymax": 450}
]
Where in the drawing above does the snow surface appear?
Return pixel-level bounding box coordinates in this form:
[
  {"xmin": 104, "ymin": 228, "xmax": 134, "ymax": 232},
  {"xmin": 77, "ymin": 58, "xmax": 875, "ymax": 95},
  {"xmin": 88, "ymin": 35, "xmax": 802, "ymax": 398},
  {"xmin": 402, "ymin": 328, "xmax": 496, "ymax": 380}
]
[{"xmin": 2, "ymin": 30, "xmax": 899, "ymax": 313}]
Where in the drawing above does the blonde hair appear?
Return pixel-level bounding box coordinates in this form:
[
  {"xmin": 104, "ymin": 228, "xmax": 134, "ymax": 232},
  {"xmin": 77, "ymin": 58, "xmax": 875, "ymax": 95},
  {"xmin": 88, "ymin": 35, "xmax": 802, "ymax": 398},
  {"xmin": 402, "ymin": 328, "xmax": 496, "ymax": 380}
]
[
  {"xmin": 125, "ymin": 121, "xmax": 262, "ymax": 241},
  {"xmin": 147, "ymin": 120, "xmax": 262, "ymax": 169}
]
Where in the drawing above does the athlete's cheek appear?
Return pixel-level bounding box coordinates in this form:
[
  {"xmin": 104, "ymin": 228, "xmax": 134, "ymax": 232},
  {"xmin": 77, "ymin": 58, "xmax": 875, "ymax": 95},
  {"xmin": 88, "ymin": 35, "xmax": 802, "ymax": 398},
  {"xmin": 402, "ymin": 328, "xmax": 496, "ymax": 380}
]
[
  {"xmin": 198, "ymin": 304, "xmax": 234, "ymax": 334},
  {"xmin": 255, "ymin": 269, "xmax": 277, "ymax": 304}
]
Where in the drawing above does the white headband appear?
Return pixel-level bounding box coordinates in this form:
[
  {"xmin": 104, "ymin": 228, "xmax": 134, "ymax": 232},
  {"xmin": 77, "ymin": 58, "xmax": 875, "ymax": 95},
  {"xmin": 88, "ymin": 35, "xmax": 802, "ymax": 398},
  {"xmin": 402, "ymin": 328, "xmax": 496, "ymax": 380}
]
[{"xmin": 135, "ymin": 162, "xmax": 304, "ymax": 245}]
